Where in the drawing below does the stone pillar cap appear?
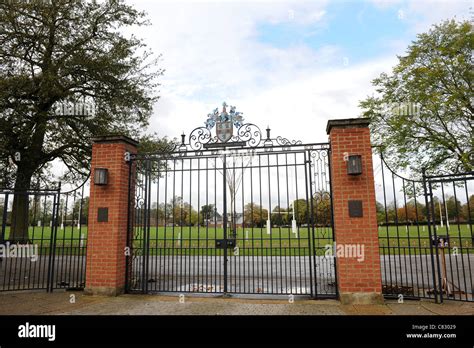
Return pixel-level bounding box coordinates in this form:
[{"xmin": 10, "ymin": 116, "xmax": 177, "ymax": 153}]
[
  {"xmin": 326, "ymin": 118, "xmax": 370, "ymax": 134},
  {"xmin": 91, "ymin": 135, "xmax": 139, "ymax": 147}
]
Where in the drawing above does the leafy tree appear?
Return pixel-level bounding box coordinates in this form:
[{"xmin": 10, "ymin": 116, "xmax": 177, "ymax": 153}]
[
  {"xmin": 444, "ymin": 196, "xmax": 464, "ymax": 222},
  {"xmin": 293, "ymin": 199, "xmax": 308, "ymax": 226},
  {"xmin": 70, "ymin": 196, "xmax": 89, "ymax": 224},
  {"xmin": 186, "ymin": 209, "xmax": 199, "ymax": 227},
  {"xmin": 376, "ymin": 201, "xmax": 386, "ymax": 224},
  {"xmin": 385, "ymin": 202, "xmax": 397, "ymax": 223},
  {"xmin": 462, "ymin": 195, "xmax": 474, "ymax": 223},
  {"xmin": 243, "ymin": 203, "xmax": 267, "ymax": 228},
  {"xmin": 0, "ymin": 0, "xmax": 165, "ymax": 242},
  {"xmin": 312, "ymin": 191, "xmax": 331, "ymax": 226},
  {"xmin": 158, "ymin": 202, "xmax": 173, "ymax": 224},
  {"xmin": 396, "ymin": 200, "xmax": 426, "ymax": 223},
  {"xmin": 360, "ymin": 20, "xmax": 473, "ymax": 175},
  {"xmin": 424, "ymin": 196, "xmax": 443, "ymax": 223},
  {"xmin": 271, "ymin": 206, "xmax": 289, "ymax": 226},
  {"xmin": 200, "ymin": 204, "xmax": 215, "ymax": 225},
  {"xmin": 167, "ymin": 196, "xmax": 198, "ymax": 226}
]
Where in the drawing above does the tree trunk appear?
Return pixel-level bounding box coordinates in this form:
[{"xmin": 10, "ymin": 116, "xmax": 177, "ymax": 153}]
[
  {"xmin": 230, "ymin": 193, "xmax": 237, "ymax": 238},
  {"xmin": 9, "ymin": 166, "xmax": 33, "ymax": 243}
]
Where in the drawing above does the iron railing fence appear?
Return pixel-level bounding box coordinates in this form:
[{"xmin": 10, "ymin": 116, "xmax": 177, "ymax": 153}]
[
  {"xmin": 0, "ymin": 179, "xmax": 89, "ymax": 292},
  {"xmin": 375, "ymin": 151, "xmax": 473, "ymax": 302}
]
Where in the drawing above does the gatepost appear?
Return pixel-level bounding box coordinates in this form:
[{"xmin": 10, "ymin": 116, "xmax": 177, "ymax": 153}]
[
  {"xmin": 84, "ymin": 135, "xmax": 138, "ymax": 296},
  {"xmin": 327, "ymin": 118, "xmax": 383, "ymax": 304}
]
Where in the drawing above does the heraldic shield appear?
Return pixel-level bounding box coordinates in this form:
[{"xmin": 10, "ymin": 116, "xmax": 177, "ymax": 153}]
[{"xmin": 216, "ymin": 120, "xmax": 233, "ymax": 142}]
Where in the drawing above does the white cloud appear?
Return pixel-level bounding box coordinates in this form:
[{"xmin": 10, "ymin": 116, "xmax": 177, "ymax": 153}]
[
  {"xmin": 125, "ymin": 0, "xmax": 468, "ymax": 145},
  {"xmin": 368, "ymin": 0, "xmax": 471, "ymax": 32},
  {"xmin": 404, "ymin": 0, "xmax": 471, "ymax": 32},
  {"xmin": 152, "ymin": 56, "xmax": 397, "ymax": 144}
]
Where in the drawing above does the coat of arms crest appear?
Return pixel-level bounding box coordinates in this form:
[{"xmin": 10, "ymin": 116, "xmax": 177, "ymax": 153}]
[{"xmin": 205, "ymin": 102, "xmax": 243, "ymax": 143}]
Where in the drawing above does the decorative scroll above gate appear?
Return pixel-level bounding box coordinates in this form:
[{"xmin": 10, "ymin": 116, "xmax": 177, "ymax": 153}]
[{"xmin": 185, "ymin": 102, "xmax": 302, "ymax": 151}]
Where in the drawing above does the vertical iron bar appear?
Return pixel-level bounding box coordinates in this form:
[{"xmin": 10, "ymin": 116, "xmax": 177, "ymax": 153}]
[
  {"xmin": 141, "ymin": 160, "xmax": 150, "ymax": 293},
  {"xmin": 275, "ymin": 154, "xmax": 284, "ymax": 294},
  {"xmin": 223, "ymin": 154, "xmax": 228, "ymax": 295},
  {"xmin": 412, "ymin": 181, "xmax": 424, "ymax": 297},
  {"xmin": 266, "ymin": 153, "xmax": 273, "ymax": 294},
  {"xmin": 391, "ymin": 173, "xmax": 403, "ymax": 292},
  {"xmin": 125, "ymin": 160, "xmax": 133, "ymax": 293},
  {"xmin": 179, "ymin": 159, "xmax": 184, "ymax": 291},
  {"xmin": 305, "ymin": 151, "xmax": 315, "ymax": 298},
  {"xmin": 380, "ymin": 154, "xmax": 393, "ymax": 294},
  {"xmin": 1, "ymin": 193, "xmax": 8, "ymax": 244},
  {"xmin": 463, "ymin": 180, "xmax": 474, "ymax": 300},
  {"xmin": 402, "ymin": 179, "xmax": 413, "ymax": 295},
  {"xmin": 422, "ymin": 170, "xmax": 440, "ymax": 303},
  {"xmin": 327, "ymin": 146, "xmax": 337, "ymax": 297},
  {"xmin": 48, "ymin": 183, "xmax": 61, "ymax": 292},
  {"xmin": 440, "ymin": 183, "xmax": 456, "ymax": 299},
  {"xmin": 284, "ymin": 154, "xmax": 292, "ymax": 294},
  {"xmin": 429, "ymin": 180, "xmax": 443, "ymax": 303},
  {"xmin": 452, "ymin": 181, "xmax": 467, "ymax": 300},
  {"xmin": 293, "ymin": 153, "xmax": 302, "ymax": 294}
]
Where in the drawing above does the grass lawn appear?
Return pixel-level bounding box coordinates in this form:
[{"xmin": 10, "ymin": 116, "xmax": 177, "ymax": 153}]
[{"xmin": 1, "ymin": 224, "xmax": 472, "ymax": 255}]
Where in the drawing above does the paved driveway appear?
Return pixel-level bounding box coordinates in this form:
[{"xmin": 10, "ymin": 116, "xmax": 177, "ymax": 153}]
[{"xmin": 0, "ymin": 291, "xmax": 472, "ymax": 315}]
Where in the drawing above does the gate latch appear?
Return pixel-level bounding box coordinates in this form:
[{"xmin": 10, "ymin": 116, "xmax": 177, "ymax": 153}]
[{"xmin": 215, "ymin": 239, "xmax": 236, "ymax": 249}]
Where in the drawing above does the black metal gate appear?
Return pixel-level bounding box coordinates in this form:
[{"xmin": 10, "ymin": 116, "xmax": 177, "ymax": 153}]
[
  {"xmin": 376, "ymin": 152, "xmax": 473, "ymax": 302},
  {"xmin": 126, "ymin": 106, "xmax": 336, "ymax": 298},
  {"xmin": 424, "ymin": 172, "xmax": 474, "ymax": 302},
  {"xmin": 0, "ymin": 182, "xmax": 89, "ymax": 292}
]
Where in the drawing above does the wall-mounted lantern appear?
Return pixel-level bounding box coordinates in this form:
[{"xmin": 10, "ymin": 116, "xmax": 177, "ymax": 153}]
[
  {"xmin": 347, "ymin": 155, "xmax": 362, "ymax": 175},
  {"xmin": 94, "ymin": 168, "xmax": 108, "ymax": 185}
]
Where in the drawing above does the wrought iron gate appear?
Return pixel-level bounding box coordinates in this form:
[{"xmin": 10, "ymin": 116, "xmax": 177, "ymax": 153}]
[
  {"xmin": 0, "ymin": 181, "xmax": 88, "ymax": 292},
  {"xmin": 126, "ymin": 104, "xmax": 336, "ymax": 298},
  {"xmin": 376, "ymin": 152, "xmax": 473, "ymax": 302}
]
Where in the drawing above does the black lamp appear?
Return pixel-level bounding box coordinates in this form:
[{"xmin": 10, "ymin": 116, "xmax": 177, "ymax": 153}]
[
  {"xmin": 94, "ymin": 168, "xmax": 108, "ymax": 185},
  {"xmin": 347, "ymin": 155, "xmax": 362, "ymax": 175}
]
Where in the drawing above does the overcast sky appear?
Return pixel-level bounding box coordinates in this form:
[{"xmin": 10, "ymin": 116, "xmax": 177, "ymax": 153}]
[
  {"xmin": 51, "ymin": 0, "xmax": 472, "ymax": 209},
  {"xmin": 125, "ymin": 0, "xmax": 471, "ymax": 144}
]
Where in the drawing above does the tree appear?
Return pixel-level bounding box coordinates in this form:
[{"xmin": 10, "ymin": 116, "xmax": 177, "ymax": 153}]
[
  {"xmin": 395, "ymin": 199, "xmax": 426, "ymax": 223},
  {"xmin": 243, "ymin": 203, "xmax": 267, "ymax": 228},
  {"xmin": 170, "ymin": 196, "xmax": 185, "ymax": 226},
  {"xmin": 186, "ymin": 209, "xmax": 199, "ymax": 227},
  {"xmin": 0, "ymin": 1, "xmax": 164, "ymax": 242},
  {"xmin": 462, "ymin": 195, "xmax": 474, "ymax": 223},
  {"xmin": 214, "ymin": 154, "xmax": 252, "ymax": 237},
  {"xmin": 167, "ymin": 196, "xmax": 198, "ymax": 226},
  {"xmin": 444, "ymin": 196, "xmax": 464, "ymax": 222},
  {"xmin": 71, "ymin": 196, "xmax": 89, "ymax": 225},
  {"xmin": 424, "ymin": 196, "xmax": 442, "ymax": 223},
  {"xmin": 360, "ymin": 20, "xmax": 473, "ymax": 175},
  {"xmin": 200, "ymin": 204, "xmax": 215, "ymax": 225},
  {"xmin": 293, "ymin": 199, "xmax": 308, "ymax": 226},
  {"xmin": 376, "ymin": 201, "xmax": 386, "ymax": 224},
  {"xmin": 312, "ymin": 191, "xmax": 331, "ymax": 226},
  {"xmin": 158, "ymin": 202, "xmax": 173, "ymax": 225},
  {"xmin": 271, "ymin": 206, "xmax": 289, "ymax": 226}
]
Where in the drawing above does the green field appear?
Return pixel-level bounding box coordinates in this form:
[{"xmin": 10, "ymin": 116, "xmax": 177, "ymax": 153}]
[{"xmin": 1, "ymin": 224, "xmax": 472, "ymax": 256}]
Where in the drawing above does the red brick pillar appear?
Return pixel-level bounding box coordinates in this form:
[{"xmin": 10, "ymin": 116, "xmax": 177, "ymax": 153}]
[
  {"xmin": 327, "ymin": 119, "xmax": 383, "ymax": 304},
  {"xmin": 85, "ymin": 135, "xmax": 138, "ymax": 296}
]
